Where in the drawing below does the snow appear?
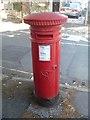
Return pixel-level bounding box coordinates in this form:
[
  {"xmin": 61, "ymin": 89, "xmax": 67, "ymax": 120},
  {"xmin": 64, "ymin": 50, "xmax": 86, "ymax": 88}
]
[
  {"xmin": 62, "ymin": 33, "xmax": 88, "ymax": 42},
  {"xmin": 67, "ymin": 17, "xmax": 85, "ymax": 24},
  {"xmin": 0, "ymin": 21, "xmax": 88, "ymax": 44},
  {"xmin": 67, "ymin": 26, "xmax": 88, "ymax": 33},
  {"xmin": 0, "ymin": 22, "xmax": 29, "ymax": 32}
]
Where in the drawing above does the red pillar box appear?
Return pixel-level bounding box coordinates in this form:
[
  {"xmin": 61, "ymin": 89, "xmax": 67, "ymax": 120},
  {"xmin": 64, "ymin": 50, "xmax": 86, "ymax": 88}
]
[{"xmin": 24, "ymin": 12, "xmax": 67, "ymax": 107}]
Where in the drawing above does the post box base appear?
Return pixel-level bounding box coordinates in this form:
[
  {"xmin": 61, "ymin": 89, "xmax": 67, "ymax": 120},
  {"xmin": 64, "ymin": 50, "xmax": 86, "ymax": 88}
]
[{"xmin": 36, "ymin": 94, "xmax": 59, "ymax": 107}]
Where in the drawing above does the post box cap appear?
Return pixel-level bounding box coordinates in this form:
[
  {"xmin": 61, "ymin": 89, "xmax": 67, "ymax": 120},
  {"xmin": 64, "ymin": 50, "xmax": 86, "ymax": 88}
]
[{"xmin": 24, "ymin": 12, "xmax": 67, "ymax": 26}]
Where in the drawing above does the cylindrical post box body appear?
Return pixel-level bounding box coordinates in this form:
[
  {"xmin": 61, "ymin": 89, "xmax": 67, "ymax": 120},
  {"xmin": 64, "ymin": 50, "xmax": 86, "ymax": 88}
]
[
  {"xmin": 31, "ymin": 25, "xmax": 61, "ymax": 99},
  {"xmin": 24, "ymin": 12, "xmax": 67, "ymax": 106}
]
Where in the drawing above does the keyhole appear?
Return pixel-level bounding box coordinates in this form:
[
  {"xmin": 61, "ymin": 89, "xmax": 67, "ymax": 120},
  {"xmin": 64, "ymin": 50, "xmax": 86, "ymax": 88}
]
[{"xmin": 52, "ymin": 65, "xmax": 57, "ymax": 70}]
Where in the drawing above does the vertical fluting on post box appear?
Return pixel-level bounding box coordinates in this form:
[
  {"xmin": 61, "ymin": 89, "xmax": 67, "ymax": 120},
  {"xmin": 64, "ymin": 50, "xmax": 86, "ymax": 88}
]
[{"xmin": 24, "ymin": 12, "xmax": 67, "ymax": 107}]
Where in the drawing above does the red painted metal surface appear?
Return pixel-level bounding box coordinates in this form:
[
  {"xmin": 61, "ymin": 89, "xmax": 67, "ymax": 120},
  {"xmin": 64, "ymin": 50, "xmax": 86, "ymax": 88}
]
[{"xmin": 24, "ymin": 12, "xmax": 67, "ymax": 99}]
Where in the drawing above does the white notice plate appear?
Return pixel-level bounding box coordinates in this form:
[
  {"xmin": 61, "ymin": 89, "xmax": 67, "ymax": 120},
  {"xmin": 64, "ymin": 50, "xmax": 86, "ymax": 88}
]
[{"xmin": 39, "ymin": 45, "xmax": 50, "ymax": 61}]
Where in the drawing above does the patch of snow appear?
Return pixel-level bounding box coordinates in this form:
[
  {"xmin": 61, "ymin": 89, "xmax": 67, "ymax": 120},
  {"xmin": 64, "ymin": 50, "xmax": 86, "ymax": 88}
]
[
  {"xmin": 62, "ymin": 33, "xmax": 88, "ymax": 42},
  {"xmin": 61, "ymin": 42, "xmax": 88, "ymax": 47},
  {"xmin": 3, "ymin": 84, "xmax": 6, "ymax": 86},
  {"xmin": 0, "ymin": 11, "xmax": 7, "ymax": 19},
  {"xmin": 67, "ymin": 26, "xmax": 88, "ymax": 33},
  {"xmin": 67, "ymin": 17, "xmax": 85, "ymax": 24},
  {"xmin": 30, "ymin": 76, "xmax": 33, "ymax": 81},
  {"xmin": 62, "ymin": 27, "xmax": 66, "ymax": 30},
  {"xmin": 8, "ymin": 35, "xmax": 14, "ymax": 37},
  {"xmin": 18, "ymin": 81, "xmax": 22, "ymax": 85},
  {"xmin": 65, "ymin": 83, "xmax": 70, "ymax": 86},
  {"xmin": 0, "ymin": 22, "xmax": 29, "ymax": 32}
]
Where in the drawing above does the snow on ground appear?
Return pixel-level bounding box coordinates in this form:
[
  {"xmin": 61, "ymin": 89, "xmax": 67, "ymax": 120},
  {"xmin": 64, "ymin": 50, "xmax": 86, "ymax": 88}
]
[
  {"xmin": 0, "ymin": 20, "xmax": 88, "ymax": 43},
  {"xmin": 0, "ymin": 22, "xmax": 29, "ymax": 32},
  {"xmin": 67, "ymin": 17, "xmax": 85, "ymax": 24},
  {"xmin": 0, "ymin": 16, "xmax": 85, "ymax": 32},
  {"xmin": 62, "ymin": 33, "xmax": 88, "ymax": 42},
  {"xmin": 67, "ymin": 26, "xmax": 88, "ymax": 33}
]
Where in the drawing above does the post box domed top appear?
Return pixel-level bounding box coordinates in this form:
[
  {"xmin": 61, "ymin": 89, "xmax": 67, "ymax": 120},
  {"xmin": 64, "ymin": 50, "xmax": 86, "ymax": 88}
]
[{"xmin": 24, "ymin": 12, "xmax": 67, "ymax": 26}]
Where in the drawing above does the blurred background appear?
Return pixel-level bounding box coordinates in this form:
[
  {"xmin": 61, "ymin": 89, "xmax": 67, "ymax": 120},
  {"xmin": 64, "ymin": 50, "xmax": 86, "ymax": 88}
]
[{"xmin": 0, "ymin": 0, "xmax": 89, "ymax": 24}]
